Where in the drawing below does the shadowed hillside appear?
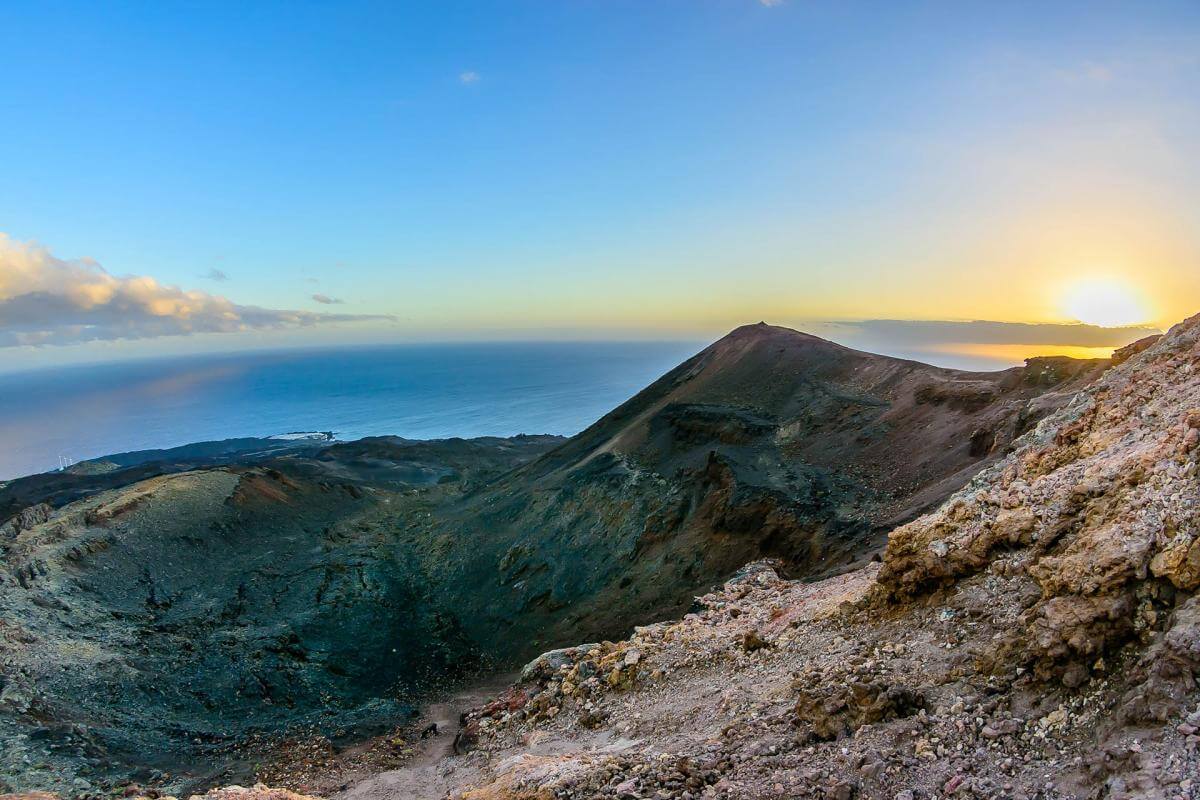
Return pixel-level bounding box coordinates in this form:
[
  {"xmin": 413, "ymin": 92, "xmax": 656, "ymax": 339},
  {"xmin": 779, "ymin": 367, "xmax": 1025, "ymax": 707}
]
[
  {"xmin": 409, "ymin": 322, "xmax": 1110, "ymax": 656},
  {"xmin": 0, "ymin": 324, "xmax": 1112, "ymax": 794}
]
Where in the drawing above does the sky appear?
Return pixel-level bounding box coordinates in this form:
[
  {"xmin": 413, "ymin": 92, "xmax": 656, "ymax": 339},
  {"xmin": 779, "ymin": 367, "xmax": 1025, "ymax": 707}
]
[{"xmin": 2, "ymin": 0, "xmax": 1199, "ymax": 371}]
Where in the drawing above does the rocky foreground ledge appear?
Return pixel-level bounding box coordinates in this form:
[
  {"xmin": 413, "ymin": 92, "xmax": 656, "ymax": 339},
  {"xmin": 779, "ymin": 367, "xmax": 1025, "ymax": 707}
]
[{"xmin": 11, "ymin": 315, "xmax": 1200, "ymax": 800}]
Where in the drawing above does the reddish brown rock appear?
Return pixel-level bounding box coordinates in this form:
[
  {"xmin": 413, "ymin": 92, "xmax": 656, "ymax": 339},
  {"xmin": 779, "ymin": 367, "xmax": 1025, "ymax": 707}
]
[{"xmin": 874, "ymin": 313, "xmax": 1200, "ymax": 685}]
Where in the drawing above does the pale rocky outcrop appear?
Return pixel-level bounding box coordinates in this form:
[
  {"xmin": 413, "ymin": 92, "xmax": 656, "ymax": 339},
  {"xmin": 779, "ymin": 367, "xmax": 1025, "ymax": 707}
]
[{"xmin": 874, "ymin": 312, "xmax": 1200, "ymax": 685}]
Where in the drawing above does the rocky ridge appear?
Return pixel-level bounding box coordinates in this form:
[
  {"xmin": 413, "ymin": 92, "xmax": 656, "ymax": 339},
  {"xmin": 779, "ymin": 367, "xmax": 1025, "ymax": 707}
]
[
  {"xmin": 0, "ymin": 323, "xmax": 1150, "ymax": 797},
  {"xmin": 388, "ymin": 324, "xmax": 1111, "ymax": 665},
  {"xmin": 309, "ymin": 314, "xmax": 1200, "ymax": 798}
]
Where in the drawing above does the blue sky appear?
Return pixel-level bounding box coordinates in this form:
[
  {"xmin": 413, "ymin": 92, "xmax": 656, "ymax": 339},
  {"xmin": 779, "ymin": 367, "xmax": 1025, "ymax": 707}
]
[{"xmin": 1, "ymin": 0, "xmax": 1198, "ymax": 369}]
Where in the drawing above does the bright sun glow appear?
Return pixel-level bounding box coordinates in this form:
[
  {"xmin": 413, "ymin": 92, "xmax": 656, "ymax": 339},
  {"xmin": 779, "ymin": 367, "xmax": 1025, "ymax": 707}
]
[{"xmin": 1061, "ymin": 278, "xmax": 1151, "ymax": 327}]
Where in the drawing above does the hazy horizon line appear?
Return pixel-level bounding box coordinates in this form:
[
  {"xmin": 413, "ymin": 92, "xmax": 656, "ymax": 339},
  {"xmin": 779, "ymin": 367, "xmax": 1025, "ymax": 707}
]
[{"xmin": 0, "ymin": 316, "xmax": 1168, "ymax": 378}]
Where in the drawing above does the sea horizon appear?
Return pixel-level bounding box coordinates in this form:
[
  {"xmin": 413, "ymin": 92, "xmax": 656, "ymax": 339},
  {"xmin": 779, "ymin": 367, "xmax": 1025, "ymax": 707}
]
[{"xmin": 0, "ymin": 340, "xmax": 704, "ymax": 481}]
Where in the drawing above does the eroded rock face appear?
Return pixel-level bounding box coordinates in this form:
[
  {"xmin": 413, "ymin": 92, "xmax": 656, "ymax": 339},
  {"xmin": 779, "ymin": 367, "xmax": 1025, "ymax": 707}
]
[
  {"xmin": 1121, "ymin": 596, "xmax": 1200, "ymax": 725},
  {"xmin": 1112, "ymin": 334, "xmax": 1164, "ymax": 365},
  {"xmin": 792, "ymin": 679, "xmax": 925, "ymax": 741},
  {"xmin": 875, "ymin": 312, "xmax": 1200, "ymax": 686},
  {"xmin": 0, "ymin": 502, "xmax": 50, "ymax": 539}
]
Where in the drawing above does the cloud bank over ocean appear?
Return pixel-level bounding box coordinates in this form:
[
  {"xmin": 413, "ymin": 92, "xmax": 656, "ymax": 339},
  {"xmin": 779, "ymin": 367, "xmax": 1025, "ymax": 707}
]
[
  {"xmin": 0, "ymin": 235, "xmax": 387, "ymax": 347},
  {"xmin": 819, "ymin": 318, "xmax": 1159, "ymax": 348},
  {"xmin": 809, "ymin": 318, "xmax": 1159, "ymax": 370}
]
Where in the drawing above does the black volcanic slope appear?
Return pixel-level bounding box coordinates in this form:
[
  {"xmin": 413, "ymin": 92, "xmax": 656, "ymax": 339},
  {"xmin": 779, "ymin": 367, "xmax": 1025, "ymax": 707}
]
[
  {"xmin": 400, "ymin": 323, "xmax": 1109, "ymax": 654},
  {"xmin": 0, "ymin": 324, "xmax": 1109, "ymax": 793}
]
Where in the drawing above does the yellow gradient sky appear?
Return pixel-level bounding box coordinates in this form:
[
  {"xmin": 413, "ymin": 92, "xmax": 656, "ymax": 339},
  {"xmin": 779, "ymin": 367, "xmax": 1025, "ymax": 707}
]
[{"xmin": 1, "ymin": 2, "xmax": 1197, "ymax": 372}]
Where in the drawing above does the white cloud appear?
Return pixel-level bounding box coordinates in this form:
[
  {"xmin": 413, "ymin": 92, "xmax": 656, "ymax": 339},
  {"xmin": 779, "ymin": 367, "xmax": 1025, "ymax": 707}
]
[
  {"xmin": 759, "ymin": 0, "xmax": 784, "ymax": 6},
  {"xmin": 459, "ymin": 70, "xmax": 480, "ymax": 85},
  {"xmin": 311, "ymin": 293, "xmax": 343, "ymax": 305},
  {"xmin": 202, "ymin": 267, "xmax": 229, "ymax": 281},
  {"xmin": 0, "ymin": 234, "xmax": 387, "ymax": 347}
]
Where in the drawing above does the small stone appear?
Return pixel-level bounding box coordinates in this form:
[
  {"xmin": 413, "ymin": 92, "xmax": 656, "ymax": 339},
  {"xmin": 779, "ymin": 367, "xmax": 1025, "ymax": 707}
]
[
  {"xmin": 738, "ymin": 630, "xmax": 771, "ymax": 652},
  {"xmin": 828, "ymin": 780, "xmax": 856, "ymax": 800}
]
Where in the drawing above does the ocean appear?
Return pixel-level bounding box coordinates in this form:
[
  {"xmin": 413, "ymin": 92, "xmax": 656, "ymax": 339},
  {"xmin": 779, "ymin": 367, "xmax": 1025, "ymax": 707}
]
[{"xmin": 0, "ymin": 341, "xmax": 702, "ymax": 480}]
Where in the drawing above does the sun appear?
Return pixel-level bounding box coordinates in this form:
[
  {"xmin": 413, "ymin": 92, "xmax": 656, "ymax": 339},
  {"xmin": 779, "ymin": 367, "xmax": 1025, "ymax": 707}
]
[{"xmin": 1060, "ymin": 278, "xmax": 1151, "ymax": 327}]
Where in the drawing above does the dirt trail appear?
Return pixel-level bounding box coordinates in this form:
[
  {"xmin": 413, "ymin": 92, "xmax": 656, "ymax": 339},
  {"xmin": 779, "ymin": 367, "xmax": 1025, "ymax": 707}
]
[{"xmin": 335, "ymin": 675, "xmax": 516, "ymax": 800}]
